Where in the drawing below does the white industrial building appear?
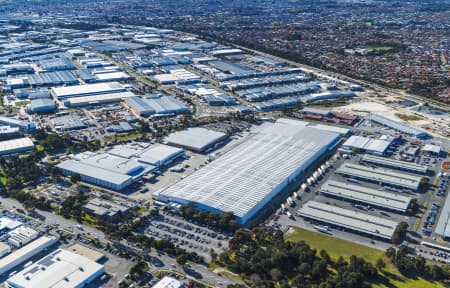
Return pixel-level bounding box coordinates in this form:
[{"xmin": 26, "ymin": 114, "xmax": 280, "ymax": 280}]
[
  {"xmin": 8, "ymin": 227, "xmax": 39, "ymax": 248},
  {"xmin": 151, "ymin": 69, "xmax": 201, "ymax": 85},
  {"xmin": 58, "ymin": 143, "xmax": 183, "ymax": 190},
  {"xmin": 135, "ymin": 144, "xmax": 185, "ymax": 166},
  {"xmin": 298, "ymin": 201, "xmax": 400, "ymax": 240},
  {"xmin": 0, "ymin": 217, "xmax": 22, "ymax": 232},
  {"xmin": 94, "ymin": 71, "xmax": 130, "ymax": 82},
  {"xmin": 153, "ymin": 276, "xmax": 184, "ymax": 288},
  {"xmin": 6, "ymin": 249, "xmax": 104, "ymax": 288},
  {"xmin": 0, "ymin": 242, "xmax": 11, "ymax": 259},
  {"xmin": 157, "ymin": 119, "xmax": 342, "ymax": 224},
  {"xmin": 0, "ymin": 117, "xmax": 36, "ymax": 132},
  {"xmin": 0, "ymin": 137, "xmax": 34, "ymax": 156},
  {"xmin": 64, "ymin": 91, "xmax": 136, "ymax": 107},
  {"xmin": 342, "ymin": 135, "xmax": 391, "ymax": 156},
  {"xmin": 336, "ymin": 163, "xmax": 423, "ymax": 191},
  {"xmin": 0, "ymin": 235, "xmax": 59, "ymax": 276},
  {"xmin": 164, "ymin": 127, "xmax": 228, "ymax": 153},
  {"xmin": 320, "ymin": 180, "xmax": 413, "ymax": 212},
  {"xmin": 361, "ymin": 154, "xmax": 428, "ymax": 174},
  {"xmin": 50, "ymin": 82, "xmax": 127, "ymax": 99},
  {"xmin": 57, "ymin": 150, "xmax": 156, "ymax": 191}
]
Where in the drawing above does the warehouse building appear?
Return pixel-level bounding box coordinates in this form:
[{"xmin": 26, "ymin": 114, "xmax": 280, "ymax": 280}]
[
  {"xmin": 361, "ymin": 154, "xmax": 428, "ymax": 174},
  {"xmin": 56, "ymin": 143, "xmax": 180, "ymax": 190},
  {"xmin": 64, "ymin": 91, "xmax": 136, "ymax": 107},
  {"xmin": 52, "ymin": 115, "xmax": 86, "ymax": 131},
  {"xmin": 0, "ymin": 117, "xmax": 36, "ymax": 132},
  {"xmin": 124, "ymin": 95, "xmax": 189, "ymax": 117},
  {"xmin": 158, "ymin": 120, "xmax": 342, "ymax": 224},
  {"xmin": 57, "ymin": 150, "xmax": 156, "ymax": 191},
  {"xmin": 135, "ymin": 144, "xmax": 185, "ymax": 166},
  {"xmin": 336, "ymin": 163, "xmax": 423, "ymax": 191},
  {"xmin": 0, "ymin": 126, "xmax": 21, "ymax": 140},
  {"xmin": 342, "ymin": 135, "xmax": 391, "ymax": 156},
  {"xmin": 0, "ymin": 235, "xmax": 59, "ymax": 276},
  {"xmin": 369, "ymin": 114, "xmax": 429, "ymax": 139},
  {"xmin": 6, "ymin": 249, "xmax": 104, "ymax": 288},
  {"xmin": 8, "ymin": 227, "xmax": 39, "ymax": 248},
  {"xmin": 435, "ymin": 194, "xmax": 450, "ymax": 240},
  {"xmin": 29, "ymin": 98, "xmax": 56, "ymax": 113},
  {"xmin": 36, "ymin": 56, "xmax": 75, "ymax": 71},
  {"xmin": 0, "ymin": 137, "xmax": 34, "ymax": 156},
  {"xmin": 23, "ymin": 70, "xmax": 78, "ymax": 87},
  {"xmin": 164, "ymin": 127, "xmax": 228, "ymax": 153},
  {"xmin": 50, "ymin": 82, "xmax": 127, "ymax": 99},
  {"xmin": 303, "ymin": 91, "xmax": 356, "ymax": 103},
  {"xmin": 151, "ymin": 69, "xmax": 201, "ymax": 85},
  {"xmin": 0, "ymin": 242, "xmax": 11, "ymax": 259},
  {"xmin": 422, "ymin": 144, "xmax": 441, "ymax": 156},
  {"xmin": 176, "ymin": 84, "xmax": 237, "ymax": 106},
  {"xmin": 320, "ymin": 180, "xmax": 413, "ymax": 213},
  {"xmin": 83, "ymin": 197, "xmax": 132, "ymax": 220},
  {"xmin": 0, "ymin": 217, "xmax": 22, "ymax": 233},
  {"xmin": 153, "ymin": 276, "xmax": 184, "ymax": 288},
  {"xmin": 297, "ymin": 201, "xmax": 400, "ymax": 241},
  {"xmin": 94, "ymin": 71, "xmax": 130, "ymax": 82},
  {"xmin": 248, "ymin": 55, "xmax": 286, "ymax": 67}
]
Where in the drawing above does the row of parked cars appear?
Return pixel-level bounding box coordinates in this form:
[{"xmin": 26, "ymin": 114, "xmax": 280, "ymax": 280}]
[{"xmin": 422, "ymin": 203, "xmax": 439, "ymax": 235}]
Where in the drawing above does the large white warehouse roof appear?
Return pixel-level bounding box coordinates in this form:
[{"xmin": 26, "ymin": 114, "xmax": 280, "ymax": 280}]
[
  {"xmin": 164, "ymin": 127, "xmax": 227, "ymax": 153},
  {"xmin": 0, "ymin": 236, "xmax": 59, "ymax": 276},
  {"xmin": 51, "ymin": 82, "xmax": 126, "ymax": 99},
  {"xmin": 6, "ymin": 249, "xmax": 104, "ymax": 288},
  {"xmin": 159, "ymin": 120, "xmax": 341, "ymax": 224}
]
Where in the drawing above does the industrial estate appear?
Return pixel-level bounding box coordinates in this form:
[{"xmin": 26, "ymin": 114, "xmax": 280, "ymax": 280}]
[{"xmin": 0, "ymin": 1, "xmax": 447, "ymax": 288}]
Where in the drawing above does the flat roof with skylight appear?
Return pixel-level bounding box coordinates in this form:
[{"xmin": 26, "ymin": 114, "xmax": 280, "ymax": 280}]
[
  {"xmin": 320, "ymin": 180, "xmax": 413, "ymax": 212},
  {"xmin": 298, "ymin": 201, "xmax": 399, "ymax": 240},
  {"xmin": 336, "ymin": 163, "xmax": 422, "ymax": 191},
  {"xmin": 158, "ymin": 119, "xmax": 341, "ymax": 224}
]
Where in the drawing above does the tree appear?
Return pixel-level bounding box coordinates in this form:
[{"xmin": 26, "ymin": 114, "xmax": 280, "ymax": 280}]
[
  {"xmin": 385, "ymin": 247, "xmax": 396, "ymax": 259},
  {"xmin": 70, "ymin": 173, "xmax": 81, "ymax": 183},
  {"xmin": 376, "ymin": 258, "xmax": 386, "ymax": 270},
  {"xmin": 176, "ymin": 253, "xmax": 188, "ymax": 266}
]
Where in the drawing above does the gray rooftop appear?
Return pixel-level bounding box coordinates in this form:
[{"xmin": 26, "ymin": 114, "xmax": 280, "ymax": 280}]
[
  {"xmin": 159, "ymin": 120, "xmax": 341, "ymax": 223},
  {"xmin": 361, "ymin": 154, "xmax": 428, "ymax": 174},
  {"xmin": 298, "ymin": 201, "xmax": 399, "ymax": 240},
  {"xmin": 164, "ymin": 127, "xmax": 227, "ymax": 152},
  {"xmin": 320, "ymin": 180, "xmax": 413, "ymax": 212},
  {"xmin": 336, "ymin": 163, "xmax": 423, "ymax": 191}
]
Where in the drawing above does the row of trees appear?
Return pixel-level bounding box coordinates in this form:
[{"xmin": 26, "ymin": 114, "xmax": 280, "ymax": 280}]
[
  {"xmin": 386, "ymin": 247, "xmax": 449, "ymax": 281},
  {"xmin": 179, "ymin": 203, "xmax": 239, "ymax": 233},
  {"xmin": 218, "ymin": 227, "xmax": 380, "ymax": 288}
]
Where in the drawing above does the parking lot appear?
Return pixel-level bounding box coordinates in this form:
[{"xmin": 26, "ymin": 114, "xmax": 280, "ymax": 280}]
[{"xmin": 147, "ymin": 213, "xmax": 230, "ymax": 261}]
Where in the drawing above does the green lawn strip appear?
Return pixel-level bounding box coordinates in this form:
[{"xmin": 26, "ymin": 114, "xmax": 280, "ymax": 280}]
[
  {"xmin": 365, "ymin": 46, "xmax": 394, "ymax": 51},
  {"xmin": 285, "ymin": 227, "xmax": 443, "ymax": 288}
]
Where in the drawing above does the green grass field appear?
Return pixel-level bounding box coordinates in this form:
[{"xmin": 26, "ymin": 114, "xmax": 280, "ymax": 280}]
[
  {"xmin": 395, "ymin": 113, "xmax": 424, "ymax": 122},
  {"xmin": 365, "ymin": 46, "xmax": 395, "ymax": 51},
  {"xmin": 285, "ymin": 227, "xmax": 444, "ymax": 288}
]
